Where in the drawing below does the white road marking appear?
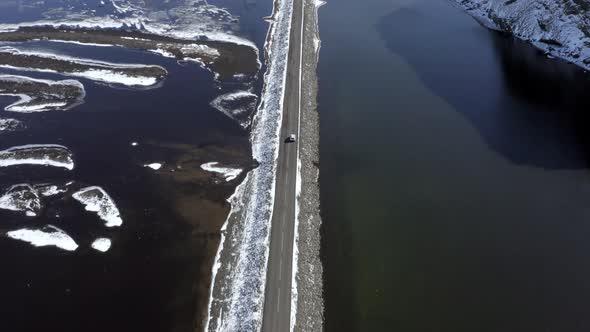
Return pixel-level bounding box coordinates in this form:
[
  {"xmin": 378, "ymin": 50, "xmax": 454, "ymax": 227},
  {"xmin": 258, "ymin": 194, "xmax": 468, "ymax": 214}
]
[
  {"xmin": 298, "ymin": 0, "xmax": 304, "ymax": 124},
  {"xmin": 288, "ymin": 0, "xmax": 305, "ymax": 330},
  {"xmin": 264, "ymin": 0, "xmax": 306, "ymax": 329},
  {"xmin": 277, "ymin": 287, "xmax": 281, "ymax": 313}
]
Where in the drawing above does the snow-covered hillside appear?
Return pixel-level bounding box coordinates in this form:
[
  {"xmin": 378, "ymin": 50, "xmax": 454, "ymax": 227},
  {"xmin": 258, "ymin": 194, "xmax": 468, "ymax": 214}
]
[{"xmin": 452, "ymin": 0, "xmax": 590, "ymax": 70}]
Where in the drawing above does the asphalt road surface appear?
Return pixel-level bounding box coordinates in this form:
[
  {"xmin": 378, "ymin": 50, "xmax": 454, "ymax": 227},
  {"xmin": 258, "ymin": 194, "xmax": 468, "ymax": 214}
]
[{"xmin": 261, "ymin": 0, "xmax": 305, "ymax": 330}]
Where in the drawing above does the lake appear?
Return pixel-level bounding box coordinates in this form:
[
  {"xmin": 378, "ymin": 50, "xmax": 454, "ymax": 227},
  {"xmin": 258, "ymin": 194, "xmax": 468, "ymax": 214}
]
[{"xmin": 319, "ymin": 0, "xmax": 590, "ymax": 331}]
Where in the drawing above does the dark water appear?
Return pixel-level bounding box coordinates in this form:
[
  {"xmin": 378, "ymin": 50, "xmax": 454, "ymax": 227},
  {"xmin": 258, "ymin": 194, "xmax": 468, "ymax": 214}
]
[
  {"xmin": 0, "ymin": 0, "xmax": 273, "ymax": 331},
  {"xmin": 0, "ymin": 47, "xmax": 243, "ymax": 332},
  {"xmin": 319, "ymin": 0, "xmax": 590, "ymax": 331}
]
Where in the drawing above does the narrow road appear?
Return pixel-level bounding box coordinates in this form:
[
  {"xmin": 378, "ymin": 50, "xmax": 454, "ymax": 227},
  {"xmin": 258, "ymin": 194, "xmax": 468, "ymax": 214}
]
[{"xmin": 261, "ymin": 0, "xmax": 305, "ymax": 330}]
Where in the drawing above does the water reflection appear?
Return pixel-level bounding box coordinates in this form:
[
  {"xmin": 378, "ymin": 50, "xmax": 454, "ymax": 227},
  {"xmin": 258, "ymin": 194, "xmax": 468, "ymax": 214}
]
[{"xmin": 377, "ymin": 5, "xmax": 590, "ymax": 169}]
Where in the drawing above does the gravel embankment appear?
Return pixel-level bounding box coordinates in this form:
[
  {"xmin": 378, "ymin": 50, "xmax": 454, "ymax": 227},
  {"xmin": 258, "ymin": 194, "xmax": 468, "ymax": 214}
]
[{"xmin": 294, "ymin": 0, "xmax": 324, "ymax": 330}]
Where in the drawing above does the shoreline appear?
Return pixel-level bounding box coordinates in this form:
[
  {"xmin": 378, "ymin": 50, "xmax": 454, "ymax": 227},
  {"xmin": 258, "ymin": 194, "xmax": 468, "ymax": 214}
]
[
  {"xmin": 203, "ymin": 0, "xmax": 294, "ymax": 329},
  {"xmin": 450, "ymin": 0, "xmax": 590, "ymax": 73},
  {"xmin": 292, "ymin": 0, "xmax": 324, "ymax": 331},
  {"xmin": 0, "ymin": 27, "xmax": 259, "ymax": 79},
  {"xmin": 203, "ymin": 0, "xmax": 325, "ymax": 329}
]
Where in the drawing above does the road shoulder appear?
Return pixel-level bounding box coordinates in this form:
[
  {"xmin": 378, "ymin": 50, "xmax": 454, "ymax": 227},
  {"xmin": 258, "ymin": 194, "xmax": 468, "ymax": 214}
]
[{"xmin": 293, "ymin": 0, "xmax": 324, "ymax": 330}]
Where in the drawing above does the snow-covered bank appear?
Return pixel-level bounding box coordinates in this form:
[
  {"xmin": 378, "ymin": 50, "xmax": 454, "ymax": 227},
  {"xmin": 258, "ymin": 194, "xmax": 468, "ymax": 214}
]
[
  {"xmin": 6, "ymin": 225, "xmax": 78, "ymax": 251},
  {"xmin": 204, "ymin": 0, "xmax": 294, "ymax": 329},
  {"xmin": 201, "ymin": 162, "xmax": 243, "ymax": 182},
  {"xmin": 0, "ymin": 46, "xmax": 167, "ymax": 87},
  {"xmin": 0, "ymin": 27, "xmax": 258, "ymax": 80},
  {"xmin": 35, "ymin": 183, "xmax": 69, "ymax": 197},
  {"xmin": 203, "ymin": 176, "xmax": 248, "ymax": 332},
  {"xmin": 452, "ymin": 0, "xmax": 590, "ymax": 71},
  {"xmin": 0, "ymin": 10, "xmax": 256, "ymax": 51},
  {"xmin": 3, "ymin": 96, "xmax": 67, "ymax": 112},
  {"xmin": 210, "ymin": 91, "xmax": 258, "ymax": 129},
  {"xmin": 0, "ymin": 75, "xmax": 85, "ymax": 112},
  {"xmin": 0, "ymin": 118, "xmax": 24, "ymax": 132},
  {"xmin": 291, "ymin": 157, "xmax": 302, "ymax": 332},
  {"xmin": 0, "ymin": 184, "xmax": 42, "ymax": 216},
  {"xmin": 0, "ymin": 144, "xmax": 74, "ymax": 170},
  {"xmin": 0, "ymin": 0, "xmax": 261, "ymax": 76},
  {"xmin": 72, "ymin": 186, "xmax": 122, "ymax": 227},
  {"xmin": 0, "ymin": 182, "xmax": 74, "ymax": 217}
]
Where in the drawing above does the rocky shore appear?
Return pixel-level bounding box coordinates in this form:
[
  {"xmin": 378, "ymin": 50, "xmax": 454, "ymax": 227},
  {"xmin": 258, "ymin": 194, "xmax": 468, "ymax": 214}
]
[
  {"xmin": 452, "ymin": 0, "xmax": 590, "ymax": 71},
  {"xmin": 293, "ymin": 0, "xmax": 324, "ymax": 331}
]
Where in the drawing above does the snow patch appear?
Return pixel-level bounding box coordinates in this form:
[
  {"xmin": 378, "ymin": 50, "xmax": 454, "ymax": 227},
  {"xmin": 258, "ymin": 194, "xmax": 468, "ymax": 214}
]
[
  {"xmin": 35, "ymin": 183, "xmax": 68, "ymax": 197},
  {"xmin": 0, "ymin": 0, "xmax": 258, "ymax": 51},
  {"xmin": 179, "ymin": 44, "xmax": 220, "ymax": 58},
  {"xmin": 200, "ymin": 162, "xmax": 242, "ymax": 182},
  {"xmin": 0, "ymin": 144, "xmax": 74, "ymax": 170},
  {"xmin": 0, "ymin": 74, "xmax": 85, "ymax": 113},
  {"xmin": 452, "ymin": 0, "xmax": 590, "ymax": 72},
  {"xmin": 72, "ymin": 186, "xmax": 122, "ymax": 227},
  {"xmin": 149, "ymin": 48, "xmax": 176, "ymax": 58},
  {"xmin": 91, "ymin": 238, "xmax": 112, "ymax": 252},
  {"xmin": 0, "ymin": 184, "xmax": 41, "ymax": 216},
  {"xmin": 2, "ymin": 95, "xmax": 68, "ymax": 113},
  {"xmin": 6, "ymin": 225, "xmax": 78, "ymax": 251},
  {"xmin": 210, "ymin": 91, "xmax": 258, "ymax": 129},
  {"xmin": 0, "ymin": 47, "xmax": 166, "ymax": 87},
  {"xmin": 291, "ymin": 157, "xmax": 302, "ymax": 332},
  {"xmin": 144, "ymin": 162, "xmax": 162, "ymax": 170},
  {"xmin": 0, "ymin": 118, "xmax": 24, "ymax": 132},
  {"xmin": 73, "ymin": 69, "xmax": 159, "ymax": 86},
  {"xmin": 45, "ymin": 39, "xmax": 115, "ymax": 48}
]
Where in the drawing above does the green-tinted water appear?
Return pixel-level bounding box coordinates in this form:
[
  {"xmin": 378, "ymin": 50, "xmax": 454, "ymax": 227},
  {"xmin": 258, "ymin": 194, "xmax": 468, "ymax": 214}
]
[{"xmin": 319, "ymin": 0, "xmax": 590, "ymax": 331}]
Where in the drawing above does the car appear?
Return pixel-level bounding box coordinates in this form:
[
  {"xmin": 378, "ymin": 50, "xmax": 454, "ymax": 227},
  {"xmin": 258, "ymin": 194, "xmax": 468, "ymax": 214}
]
[{"xmin": 285, "ymin": 134, "xmax": 297, "ymax": 143}]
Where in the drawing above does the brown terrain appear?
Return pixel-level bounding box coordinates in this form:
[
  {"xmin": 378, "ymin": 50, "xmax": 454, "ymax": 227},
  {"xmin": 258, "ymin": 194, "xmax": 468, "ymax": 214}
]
[{"xmin": 0, "ymin": 27, "xmax": 260, "ymax": 79}]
